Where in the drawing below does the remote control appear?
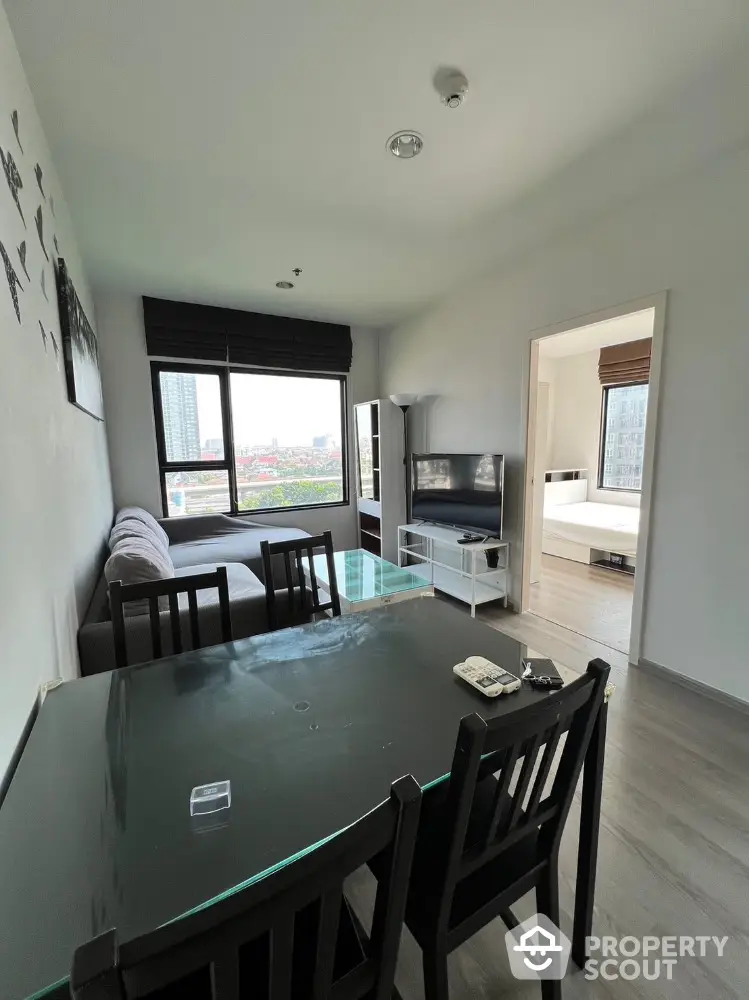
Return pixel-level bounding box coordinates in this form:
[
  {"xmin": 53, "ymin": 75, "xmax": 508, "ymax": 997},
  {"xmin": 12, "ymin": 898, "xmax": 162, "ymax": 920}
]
[{"xmin": 453, "ymin": 656, "xmax": 522, "ymax": 697}]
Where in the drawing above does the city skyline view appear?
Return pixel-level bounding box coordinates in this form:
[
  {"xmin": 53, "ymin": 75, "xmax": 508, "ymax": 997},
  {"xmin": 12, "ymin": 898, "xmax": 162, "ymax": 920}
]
[
  {"xmin": 188, "ymin": 371, "xmax": 342, "ymax": 450},
  {"xmin": 158, "ymin": 369, "xmax": 345, "ymax": 515}
]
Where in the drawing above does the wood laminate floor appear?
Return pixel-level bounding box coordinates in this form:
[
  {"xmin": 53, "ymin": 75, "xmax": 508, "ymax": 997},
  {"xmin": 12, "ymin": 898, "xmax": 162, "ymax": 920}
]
[
  {"xmin": 529, "ymin": 554, "xmax": 635, "ymax": 654},
  {"xmin": 348, "ymin": 605, "xmax": 749, "ymax": 1000}
]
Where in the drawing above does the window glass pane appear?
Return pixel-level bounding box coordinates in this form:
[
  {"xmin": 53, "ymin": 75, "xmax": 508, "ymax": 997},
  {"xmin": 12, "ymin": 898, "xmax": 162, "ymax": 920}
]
[
  {"xmin": 164, "ymin": 470, "xmax": 231, "ymax": 517},
  {"xmin": 230, "ymin": 372, "xmax": 344, "ymax": 511},
  {"xmin": 601, "ymin": 384, "xmax": 648, "ymax": 490},
  {"xmin": 159, "ymin": 371, "xmax": 224, "ymax": 462}
]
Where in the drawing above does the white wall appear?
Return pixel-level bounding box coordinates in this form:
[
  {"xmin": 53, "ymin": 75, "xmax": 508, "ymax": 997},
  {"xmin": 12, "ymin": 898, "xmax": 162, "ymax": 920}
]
[
  {"xmin": 548, "ymin": 349, "xmax": 640, "ymax": 508},
  {"xmin": 0, "ymin": 8, "xmax": 113, "ymax": 782},
  {"xmin": 379, "ymin": 144, "xmax": 749, "ymax": 704},
  {"xmin": 94, "ymin": 290, "xmax": 379, "ymax": 550}
]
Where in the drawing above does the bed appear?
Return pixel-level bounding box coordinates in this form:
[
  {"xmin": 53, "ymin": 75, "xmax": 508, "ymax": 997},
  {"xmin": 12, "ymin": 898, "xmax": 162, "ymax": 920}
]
[{"xmin": 542, "ymin": 479, "xmax": 639, "ymax": 563}]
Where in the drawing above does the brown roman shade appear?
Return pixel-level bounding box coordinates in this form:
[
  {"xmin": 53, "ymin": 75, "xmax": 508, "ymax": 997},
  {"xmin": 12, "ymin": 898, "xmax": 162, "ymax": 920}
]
[{"xmin": 598, "ymin": 338, "xmax": 651, "ymax": 386}]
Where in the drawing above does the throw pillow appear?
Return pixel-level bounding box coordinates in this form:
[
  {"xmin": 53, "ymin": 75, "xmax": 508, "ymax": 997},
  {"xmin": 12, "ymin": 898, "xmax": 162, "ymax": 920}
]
[{"xmin": 116, "ymin": 506, "xmax": 170, "ymax": 550}]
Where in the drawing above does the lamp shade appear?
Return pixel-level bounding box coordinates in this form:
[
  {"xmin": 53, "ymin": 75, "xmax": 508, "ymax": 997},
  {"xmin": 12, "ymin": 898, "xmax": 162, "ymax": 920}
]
[{"xmin": 390, "ymin": 393, "xmax": 418, "ymax": 407}]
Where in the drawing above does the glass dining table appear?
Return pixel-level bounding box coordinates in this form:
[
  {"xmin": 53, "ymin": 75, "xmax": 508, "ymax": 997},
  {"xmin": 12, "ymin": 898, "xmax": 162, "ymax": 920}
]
[{"xmin": 0, "ymin": 598, "xmax": 609, "ymax": 1000}]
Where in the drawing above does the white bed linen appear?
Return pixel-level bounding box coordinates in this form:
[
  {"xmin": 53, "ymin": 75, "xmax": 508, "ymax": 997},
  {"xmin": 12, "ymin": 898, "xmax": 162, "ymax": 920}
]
[{"xmin": 543, "ymin": 502, "xmax": 639, "ymax": 556}]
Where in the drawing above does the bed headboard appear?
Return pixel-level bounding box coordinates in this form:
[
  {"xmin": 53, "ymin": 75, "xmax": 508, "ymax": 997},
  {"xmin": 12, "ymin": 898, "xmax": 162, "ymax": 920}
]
[{"xmin": 544, "ymin": 478, "xmax": 588, "ymax": 506}]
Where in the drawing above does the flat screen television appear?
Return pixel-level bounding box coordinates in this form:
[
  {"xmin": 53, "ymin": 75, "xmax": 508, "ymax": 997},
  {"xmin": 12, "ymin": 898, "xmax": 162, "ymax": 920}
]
[{"xmin": 411, "ymin": 453, "xmax": 504, "ymax": 537}]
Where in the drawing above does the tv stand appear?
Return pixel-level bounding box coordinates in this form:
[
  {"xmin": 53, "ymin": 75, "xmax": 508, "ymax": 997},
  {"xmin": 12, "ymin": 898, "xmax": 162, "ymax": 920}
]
[{"xmin": 397, "ymin": 523, "xmax": 509, "ymax": 617}]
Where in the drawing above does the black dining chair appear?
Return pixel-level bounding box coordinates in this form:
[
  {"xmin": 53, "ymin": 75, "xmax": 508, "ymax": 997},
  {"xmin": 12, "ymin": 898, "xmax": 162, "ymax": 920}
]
[
  {"xmin": 71, "ymin": 774, "xmax": 421, "ymax": 1000},
  {"xmin": 109, "ymin": 568, "xmax": 232, "ymax": 668},
  {"xmin": 375, "ymin": 659, "xmax": 609, "ymax": 1000},
  {"xmin": 260, "ymin": 530, "xmax": 341, "ymax": 631}
]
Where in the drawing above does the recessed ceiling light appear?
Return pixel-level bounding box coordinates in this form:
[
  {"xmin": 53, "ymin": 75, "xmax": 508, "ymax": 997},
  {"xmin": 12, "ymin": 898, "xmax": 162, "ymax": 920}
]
[
  {"xmin": 276, "ymin": 281, "xmax": 294, "ymax": 290},
  {"xmin": 387, "ymin": 131, "xmax": 423, "ymax": 159}
]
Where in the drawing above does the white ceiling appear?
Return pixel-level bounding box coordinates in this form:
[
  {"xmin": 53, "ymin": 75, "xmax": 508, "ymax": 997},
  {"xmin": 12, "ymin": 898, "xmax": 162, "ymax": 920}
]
[
  {"xmin": 5, "ymin": 0, "xmax": 749, "ymax": 325},
  {"xmin": 538, "ymin": 309, "xmax": 654, "ymax": 358}
]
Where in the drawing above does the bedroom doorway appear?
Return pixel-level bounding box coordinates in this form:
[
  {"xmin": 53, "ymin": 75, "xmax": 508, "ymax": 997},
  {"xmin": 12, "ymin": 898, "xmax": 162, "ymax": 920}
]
[{"xmin": 521, "ymin": 294, "xmax": 666, "ymax": 662}]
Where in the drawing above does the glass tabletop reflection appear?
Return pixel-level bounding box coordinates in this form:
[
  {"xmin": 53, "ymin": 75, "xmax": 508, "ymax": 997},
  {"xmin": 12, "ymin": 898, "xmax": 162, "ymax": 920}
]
[
  {"xmin": 313, "ymin": 548, "xmax": 430, "ymax": 603},
  {"xmin": 0, "ymin": 598, "xmax": 558, "ymax": 1000}
]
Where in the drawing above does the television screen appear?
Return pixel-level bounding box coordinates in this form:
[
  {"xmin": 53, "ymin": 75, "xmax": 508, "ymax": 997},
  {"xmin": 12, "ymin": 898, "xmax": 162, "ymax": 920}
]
[{"xmin": 411, "ymin": 454, "xmax": 504, "ymax": 537}]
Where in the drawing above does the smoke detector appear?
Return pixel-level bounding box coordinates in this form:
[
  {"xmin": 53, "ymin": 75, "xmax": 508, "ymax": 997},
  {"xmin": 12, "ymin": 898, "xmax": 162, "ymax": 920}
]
[{"xmin": 434, "ymin": 68, "xmax": 469, "ymax": 108}]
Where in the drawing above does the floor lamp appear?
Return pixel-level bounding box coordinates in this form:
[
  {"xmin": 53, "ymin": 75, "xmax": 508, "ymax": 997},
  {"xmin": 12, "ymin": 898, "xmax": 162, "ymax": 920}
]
[{"xmin": 389, "ymin": 394, "xmax": 418, "ymax": 523}]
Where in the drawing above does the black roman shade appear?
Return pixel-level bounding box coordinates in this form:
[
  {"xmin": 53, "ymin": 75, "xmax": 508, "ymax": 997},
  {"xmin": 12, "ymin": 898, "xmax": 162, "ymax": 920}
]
[{"xmin": 143, "ymin": 296, "xmax": 352, "ymax": 373}]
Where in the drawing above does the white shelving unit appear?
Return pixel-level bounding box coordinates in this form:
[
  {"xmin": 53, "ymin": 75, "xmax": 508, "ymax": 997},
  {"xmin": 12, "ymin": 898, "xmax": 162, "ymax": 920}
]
[
  {"xmin": 354, "ymin": 399, "xmax": 406, "ymax": 563},
  {"xmin": 397, "ymin": 523, "xmax": 509, "ymax": 617}
]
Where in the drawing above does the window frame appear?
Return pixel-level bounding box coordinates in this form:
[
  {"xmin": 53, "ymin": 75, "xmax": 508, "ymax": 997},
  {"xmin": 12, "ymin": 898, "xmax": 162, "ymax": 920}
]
[
  {"xmin": 597, "ymin": 380, "xmax": 648, "ymax": 494},
  {"xmin": 151, "ymin": 361, "xmax": 349, "ymax": 518}
]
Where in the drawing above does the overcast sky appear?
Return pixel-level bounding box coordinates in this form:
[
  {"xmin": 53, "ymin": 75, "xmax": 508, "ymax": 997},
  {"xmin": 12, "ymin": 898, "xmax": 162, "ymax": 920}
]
[{"xmin": 194, "ymin": 372, "xmax": 342, "ymax": 447}]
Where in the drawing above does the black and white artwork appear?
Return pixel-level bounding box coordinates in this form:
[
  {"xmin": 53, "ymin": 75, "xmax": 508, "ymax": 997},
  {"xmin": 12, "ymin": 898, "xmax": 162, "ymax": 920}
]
[
  {"xmin": 11, "ymin": 110, "xmax": 23, "ymax": 153},
  {"xmin": 49, "ymin": 329, "xmax": 59, "ymax": 364},
  {"xmin": 39, "ymin": 320, "xmax": 48, "ymax": 351},
  {"xmin": 17, "ymin": 240, "xmax": 30, "ymax": 280},
  {"xmin": 35, "ymin": 205, "xmax": 48, "ymax": 260},
  {"xmin": 34, "ymin": 163, "xmax": 45, "ymax": 198},
  {"xmin": 53, "ymin": 234, "xmax": 60, "ymax": 257},
  {"xmin": 1, "ymin": 146, "xmax": 25, "ymax": 226},
  {"xmin": 0, "ymin": 240, "xmax": 23, "ymax": 323},
  {"xmin": 41, "ymin": 267, "xmax": 48, "ymax": 301},
  {"xmin": 56, "ymin": 258, "xmax": 103, "ymax": 419},
  {"xmin": 49, "ymin": 195, "xmax": 55, "ymax": 218}
]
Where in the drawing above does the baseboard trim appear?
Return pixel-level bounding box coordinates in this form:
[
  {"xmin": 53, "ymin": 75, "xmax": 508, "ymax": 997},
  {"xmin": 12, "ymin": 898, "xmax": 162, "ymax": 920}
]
[
  {"xmin": 0, "ymin": 694, "xmax": 40, "ymax": 810},
  {"xmin": 636, "ymin": 657, "xmax": 749, "ymax": 716}
]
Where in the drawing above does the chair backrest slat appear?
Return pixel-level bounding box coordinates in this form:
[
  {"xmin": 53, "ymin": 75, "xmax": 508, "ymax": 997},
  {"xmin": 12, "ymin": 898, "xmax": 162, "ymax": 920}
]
[
  {"xmin": 433, "ymin": 660, "xmax": 610, "ymax": 935},
  {"xmin": 524, "ymin": 719, "xmax": 565, "ymax": 820},
  {"xmin": 313, "ymin": 885, "xmax": 343, "ymax": 1000},
  {"xmin": 108, "ymin": 568, "xmax": 232, "ymax": 668},
  {"xmin": 306, "ymin": 546, "xmax": 320, "ymax": 611},
  {"xmin": 149, "ymin": 597, "xmax": 162, "ymax": 659},
  {"xmin": 168, "ymin": 593, "xmax": 182, "ymax": 654},
  {"xmin": 284, "ymin": 551, "xmax": 296, "ymax": 618},
  {"xmin": 260, "ymin": 533, "xmax": 342, "ymax": 631},
  {"xmin": 484, "ymin": 745, "xmax": 518, "ymax": 846},
  {"xmin": 71, "ymin": 776, "xmax": 422, "ymax": 1000},
  {"xmin": 270, "ymin": 912, "xmax": 295, "ymax": 1000},
  {"xmin": 188, "ymin": 589, "xmax": 201, "ymax": 649},
  {"xmin": 210, "ymin": 947, "xmax": 239, "ymax": 1000}
]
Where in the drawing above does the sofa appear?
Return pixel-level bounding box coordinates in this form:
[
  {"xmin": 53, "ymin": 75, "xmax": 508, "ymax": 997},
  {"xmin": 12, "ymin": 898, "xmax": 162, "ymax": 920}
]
[{"xmin": 78, "ymin": 509, "xmax": 311, "ymax": 675}]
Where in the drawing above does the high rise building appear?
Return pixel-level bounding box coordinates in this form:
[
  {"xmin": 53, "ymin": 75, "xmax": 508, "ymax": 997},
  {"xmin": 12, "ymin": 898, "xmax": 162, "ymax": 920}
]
[{"xmin": 160, "ymin": 372, "xmax": 200, "ymax": 460}]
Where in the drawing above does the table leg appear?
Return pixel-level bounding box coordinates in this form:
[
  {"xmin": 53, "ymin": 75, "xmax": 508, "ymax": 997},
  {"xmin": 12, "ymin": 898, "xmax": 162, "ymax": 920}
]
[{"xmin": 572, "ymin": 700, "xmax": 608, "ymax": 967}]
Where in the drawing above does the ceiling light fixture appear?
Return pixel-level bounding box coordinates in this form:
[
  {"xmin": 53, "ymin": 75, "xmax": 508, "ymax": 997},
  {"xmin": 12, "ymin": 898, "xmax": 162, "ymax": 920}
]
[
  {"xmin": 276, "ymin": 281, "xmax": 294, "ymax": 290},
  {"xmin": 387, "ymin": 131, "xmax": 423, "ymax": 159}
]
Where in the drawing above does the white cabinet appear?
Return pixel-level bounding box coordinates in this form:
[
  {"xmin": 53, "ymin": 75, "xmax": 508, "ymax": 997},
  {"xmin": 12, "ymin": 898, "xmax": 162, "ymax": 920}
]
[{"xmin": 354, "ymin": 399, "xmax": 405, "ymax": 563}]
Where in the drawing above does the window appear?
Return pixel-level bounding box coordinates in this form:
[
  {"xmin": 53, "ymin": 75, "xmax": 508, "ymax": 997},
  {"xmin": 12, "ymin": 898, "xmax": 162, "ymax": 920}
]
[
  {"xmin": 598, "ymin": 383, "xmax": 649, "ymax": 491},
  {"xmin": 152, "ymin": 363, "xmax": 348, "ymax": 517}
]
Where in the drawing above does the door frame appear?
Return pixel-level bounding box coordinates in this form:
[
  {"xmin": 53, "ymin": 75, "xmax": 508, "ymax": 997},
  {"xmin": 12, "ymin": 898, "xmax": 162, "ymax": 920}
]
[{"xmin": 519, "ymin": 291, "xmax": 668, "ymax": 664}]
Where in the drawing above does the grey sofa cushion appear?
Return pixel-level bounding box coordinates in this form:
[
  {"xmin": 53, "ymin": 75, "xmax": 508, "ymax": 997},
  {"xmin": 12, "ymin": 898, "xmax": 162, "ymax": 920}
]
[
  {"xmin": 116, "ymin": 506, "xmax": 170, "ymax": 549},
  {"xmin": 162, "ymin": 514, "xmax": 311, "ymax": 578}
]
